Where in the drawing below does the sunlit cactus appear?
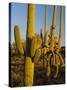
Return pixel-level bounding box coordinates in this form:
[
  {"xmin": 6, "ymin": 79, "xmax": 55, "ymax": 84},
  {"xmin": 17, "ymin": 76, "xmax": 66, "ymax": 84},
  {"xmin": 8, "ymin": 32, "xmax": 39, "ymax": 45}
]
[
  {"xmin": 44, "ymin": 6, "xmax": 65, "ymax": 79},
  {"xmin": 34, "ymin": 49, "xmax": 41, "ymax": 63},
  {"xmin": 14, "ymin": 25, "xmax": 24, "ymax": 55},
  {"xmin": 25, "ymin": 57, "xmax": 34, "ymax": 85},
  {"xmin": 47, "ymin": 52, "xmax": 64, "ymax": 78},
  {"xmin": 26, "ymin": 4, "xmax": 35, "ymax": 39},
  {"xmin": 42, "ymin": 46, "xmax": 49, "ymax": 55},
  {"xmin": 31, "ymin": 34, "xmax": 42, "ymax": 57},
  {"xmin": 12, "ymin": 4, "xmax": 65, "ymax": 86},
  {"xmin": 44, "ymin": 5, "xmax": 48, "ymax": 47},
  {"xmin": 35, "ymin": 34, "xmax": 42, "ymax": 49},
  {"xmin": 57, "ymin": 6, "xmax": 63, "ymax": 52},
  {"xmin": 50, "ymin": 6, "xmax": 57, "ymax": 51},
  {"xmin": 42, "ymin": 5, "xmax": 49, "ymax": 56},
  {"xmin": 30, "ymin": 36, "xmax": 37, "ymax": 57},
  {"xmin": 25, "ymin": 4, "xmax": 35, "ymax": 86}
]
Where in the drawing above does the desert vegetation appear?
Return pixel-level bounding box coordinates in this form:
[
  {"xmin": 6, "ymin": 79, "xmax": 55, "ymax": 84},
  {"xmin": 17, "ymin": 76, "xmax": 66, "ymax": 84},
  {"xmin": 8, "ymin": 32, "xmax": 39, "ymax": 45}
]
[{"xmin": 10, "ymin": 4, "xmax": 65, "ymax": 87}]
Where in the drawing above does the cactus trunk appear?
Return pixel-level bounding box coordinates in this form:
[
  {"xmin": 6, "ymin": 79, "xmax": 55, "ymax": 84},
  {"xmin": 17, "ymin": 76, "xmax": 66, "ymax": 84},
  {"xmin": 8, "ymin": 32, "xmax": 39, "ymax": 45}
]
[
  {"xmin": 25, "ymin": 4, "xmax": 35, "ymax": 86},
  {"xmin": 44, "ymin": 5, "xmax": 48, "ymax": 46},
  {"xmin": 57, "ymin": 6, "xmax": 63, "ymax": 52},
  {"xmin": 50, "ymin": 6, "xmax": 57, "ymax": 51}
]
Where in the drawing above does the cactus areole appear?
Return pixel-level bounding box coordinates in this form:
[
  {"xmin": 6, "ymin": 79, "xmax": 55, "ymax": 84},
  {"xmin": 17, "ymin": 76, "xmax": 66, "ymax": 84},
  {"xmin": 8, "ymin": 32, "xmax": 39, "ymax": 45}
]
[{"xmin": 25, "ymin": 4, "xmax": 35, "ymax": 86}]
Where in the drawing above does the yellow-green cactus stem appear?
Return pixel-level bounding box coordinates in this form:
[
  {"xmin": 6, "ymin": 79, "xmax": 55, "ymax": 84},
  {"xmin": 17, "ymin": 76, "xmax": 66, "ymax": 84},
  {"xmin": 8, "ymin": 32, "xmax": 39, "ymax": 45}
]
[
  {"xmin": 44, "ymin": 5, "xmax": 48, "ymax": 46},
  {"xmin": 31, "ymin": 35, "xmax": 42, "ymax": 57},
  {"xmin": 25, "ymin": 57, "xmax": 34, "ymax": 86},
  {"xmin": 30, "ymin": 37, "xmax": 37, "ymax": 57},
  {"xmin": 26, "ymin": 4, "xmax": 35, "ymax": 39},
  {"xmin": 34, "ymin": 49, "xmax": 41, "ymax": 63},
  {"xmin": 25, "ymin": 4, "xmax": 35, "ymax": 86},
  {"xmin": 50, "ymin": 6, "xmax": 57, "ymax": 51},
  {"xmin": 46, "ymin": 54, "xmax": 52, "ymax": 77},
  {"xmin": 57, "ymin": 6, "xmax": 63, "ymax": 52},
  {"xmin": 14, "ymin": 25, "xmax": 24, "ymax": 55},
  {"xmin": 49, "ymin": 52, "xmax": 64, "ymax": 78},
  {"xmin": 36, "ymin": 35, "xmax": 42, "ymax": 49}
]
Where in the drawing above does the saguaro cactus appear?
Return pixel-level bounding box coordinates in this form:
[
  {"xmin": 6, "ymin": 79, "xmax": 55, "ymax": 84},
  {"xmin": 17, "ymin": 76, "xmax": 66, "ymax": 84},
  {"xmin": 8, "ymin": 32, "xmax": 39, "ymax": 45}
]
[
  {"xmin": 50, "ymin": 6, "xmax": 57, "ymax": 51},
  {"xmin": 25, "ymin": 4, "xmax": 35, "ymax": 86},
  {"xmin": 14, "ymin": 25, "xmax": 24, "ymax": 55},
  {"xmin": 44, "ymin": 5, "xmax": 48, "ymax": 46},
  {"xmin": 57, "ymin": 6, "xmax": 63, "ymax": 52},
  {"xmin": 45, "ymin": 6, "xmax": 64, "ymax": 78}
]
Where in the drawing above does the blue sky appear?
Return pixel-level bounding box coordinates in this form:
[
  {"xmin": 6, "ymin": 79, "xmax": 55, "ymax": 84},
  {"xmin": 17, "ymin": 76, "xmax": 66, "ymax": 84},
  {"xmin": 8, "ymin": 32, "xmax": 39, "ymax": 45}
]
[{"xmin": 10, "ymin": 3, "xmax": 65, "ymax": 46}]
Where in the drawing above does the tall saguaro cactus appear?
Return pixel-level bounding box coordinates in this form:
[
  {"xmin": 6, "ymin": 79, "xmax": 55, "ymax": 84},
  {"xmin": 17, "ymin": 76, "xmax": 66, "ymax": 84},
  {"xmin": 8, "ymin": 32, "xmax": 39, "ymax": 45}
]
[
  {"xmin": 57, "ymin": 6, "xmax": 63, "ymax": 52},
  {"xmin": 50, "ymin": 6, "xmax": 57, "ymax": 51},
  {"xmin": 25, "ymin": 4, "xmax": 35, "ymax": 86},
  {"xmin": 46, "ymin": 6, "xmax": 64, "ymax": 78},
  {"xmin": 44, "ymin": 5, "xmax": 48, "ymax": 46}
]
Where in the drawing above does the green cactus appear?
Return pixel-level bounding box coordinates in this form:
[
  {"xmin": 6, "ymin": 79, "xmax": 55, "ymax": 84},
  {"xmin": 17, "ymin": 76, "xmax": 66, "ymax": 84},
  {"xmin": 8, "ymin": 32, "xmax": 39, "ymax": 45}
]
[
  {"xmin": 30, "ymin": 36, "xmax": 37, "ymax": 57},
  {"xmin": 14, "ymin": 25, "xmax": 24, "ymax": 55},
  {"xmin": 34, "ymin": 49, "xmax": 41, "ymax": 63},
  {"xmin": 45, "ymin": 51, "xmax": 64, "ymax": 78},
  {"xmin": 44, "ymin": 6, "xmax": 65, "ymax": 79},
  {"xmin": 36, "ymin": 35, "xmax": 42, "ymax": 49},
  {"xmin": 57, "ymin": 6, "xmax": 63, "ymax": 52},
  {"xmin": 50, "ymin": 6, "xmax": 57, "ymax": 51},
  {"xmin": 30, "ymin": 35, "xmax": 42, "ymax": 57},
  {"xmin": 25, "ymin": 57, "xmax": 34, "ymax": 86},
  {"xmin": 44, "ymin": 5, "xmax": 48, "ymax": 46},
  {"xmin": 25, "ymin": 4, "xmax": 35, "ymax": 86}
]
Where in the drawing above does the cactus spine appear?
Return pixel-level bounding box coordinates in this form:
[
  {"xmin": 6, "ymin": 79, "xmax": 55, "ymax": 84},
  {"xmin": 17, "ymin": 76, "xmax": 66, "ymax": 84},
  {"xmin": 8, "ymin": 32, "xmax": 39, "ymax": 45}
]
[
  {"xmin": 25, "ymin": 4, "xmax": 35, "ymax": 86},
  {"xmin": 14, "ymin": 25, "xmax": 24, "ymax": 55},
  {"xmin": 50, "ymin": 6, "xmax": 57, "ymax": 51},
  {"xmin": 44, "ymin": 5, "xmax": 48, "ymax": 46}
]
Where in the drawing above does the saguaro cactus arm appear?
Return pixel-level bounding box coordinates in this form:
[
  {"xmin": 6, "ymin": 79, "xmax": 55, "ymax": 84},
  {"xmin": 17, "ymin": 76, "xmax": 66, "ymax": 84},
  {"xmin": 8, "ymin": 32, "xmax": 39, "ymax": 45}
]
[
  {"xmin": 50, "ymin": 6, "xmax": 57, "ymax": 51},
  {"xmin": 57, "ymin": 6, "xmax": 63, "ymax": 52},
  {"xmin": 14, "ymin": 25, "xmax": 24, "ymax": 55}
]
